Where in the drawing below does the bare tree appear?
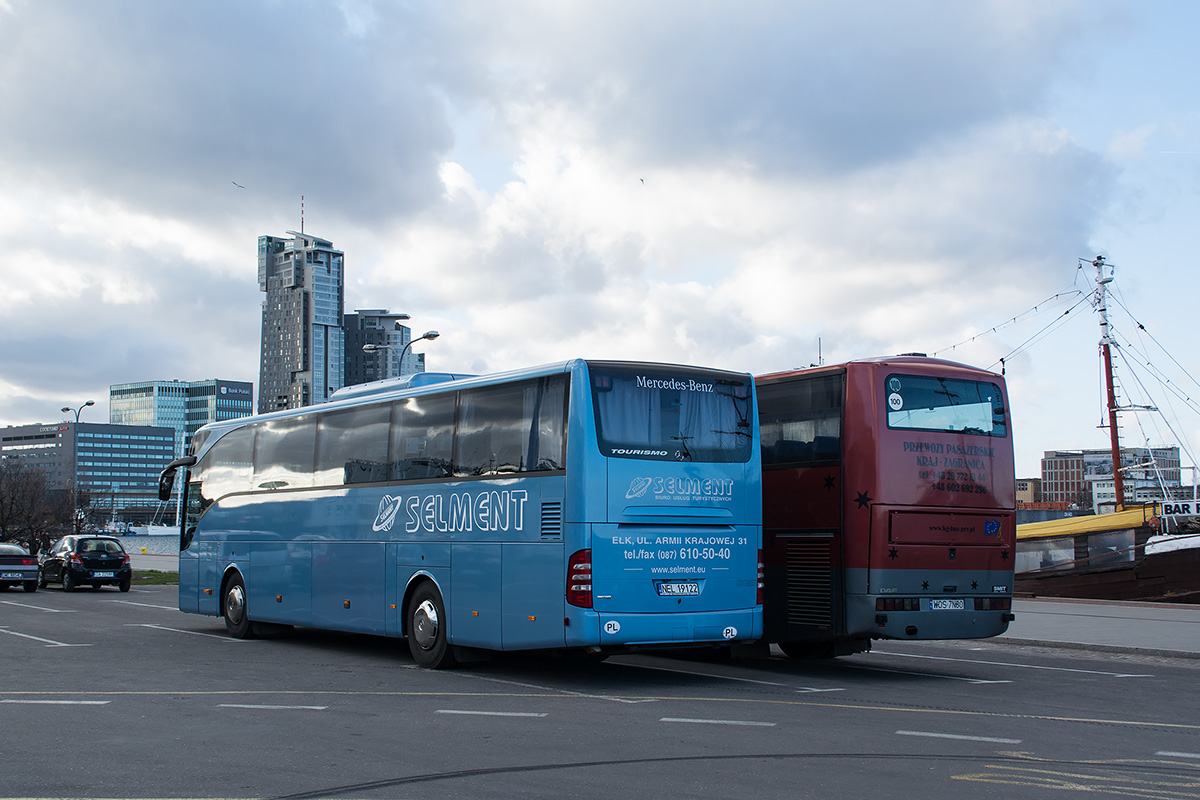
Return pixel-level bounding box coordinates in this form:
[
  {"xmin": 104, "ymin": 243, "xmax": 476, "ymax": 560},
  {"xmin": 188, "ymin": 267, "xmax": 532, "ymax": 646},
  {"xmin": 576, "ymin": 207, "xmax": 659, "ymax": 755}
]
[{"xmin": 0, "ymin": 457, "xmax": 50, "ymax": 549}]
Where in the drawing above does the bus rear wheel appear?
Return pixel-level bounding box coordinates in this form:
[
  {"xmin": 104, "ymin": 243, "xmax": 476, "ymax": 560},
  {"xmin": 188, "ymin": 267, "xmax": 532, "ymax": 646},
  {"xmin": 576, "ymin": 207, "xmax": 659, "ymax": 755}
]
[
  {"xmin": 222, "ymin": 573, "xmax": 257, "ymax": 639},
  {"xmin": 406, "ymin": 583, "xmax": 457, "ymax": 669}
]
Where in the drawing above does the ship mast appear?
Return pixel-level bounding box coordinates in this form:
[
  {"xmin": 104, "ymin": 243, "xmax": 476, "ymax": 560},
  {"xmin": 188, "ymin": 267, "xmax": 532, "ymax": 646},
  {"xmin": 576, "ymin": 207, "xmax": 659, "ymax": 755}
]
[{"xmin": 1094, "ymin": 256, "xmax": 1125, "ymax": 509}]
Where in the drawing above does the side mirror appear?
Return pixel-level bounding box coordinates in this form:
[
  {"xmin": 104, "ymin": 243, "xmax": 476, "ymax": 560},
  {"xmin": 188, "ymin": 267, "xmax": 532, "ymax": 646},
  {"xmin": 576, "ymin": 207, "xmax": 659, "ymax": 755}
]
[{"xmin": 159, "ymin": 456, "xmax": 197, "ymax": 502}]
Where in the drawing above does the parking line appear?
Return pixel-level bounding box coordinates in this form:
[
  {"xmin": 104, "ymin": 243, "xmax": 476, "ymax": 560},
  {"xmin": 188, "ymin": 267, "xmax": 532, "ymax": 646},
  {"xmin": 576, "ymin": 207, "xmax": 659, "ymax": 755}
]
[
  {"xmin": 661, "ymin": 717, "xmax": 776, "ymax": 727},
  {"xmin": 112, "ymin": 600, "xmax": 178, "ymax": 610},
  {"xmin": 621, "ymin": 662, "xmax": 788, "ymax": 687},
  {"xmin": 436, "ymin": 709, "xmax": 548, "ymax": 717},
  {"xmin": 219, "ymin": 703, "xmax": 327, "ymax": 710},
  {"xmin": 0, "ymin": 628, "xmax": 92, "ymax": 647},
  {"xmin": 0, "ymin": 600, "xmax": 75, "ymax": 613},
  {"xmin": 1157, "ymin": 751, "xmax": 1200, "ymax": 760},
  {"xmin": 128, "ymin": 623, "xmax": 243, "ymax": 640},
  {"xmin": 1, "ymin": 699, "xmax": 110, "ymax": 705},
  {"xmin": 880, "ymin": 650, "xmax": 1152, "ymax": 679},
  {"xmin": 896, "ymin": 729, "xmax": 1021, "ymax": 744}
]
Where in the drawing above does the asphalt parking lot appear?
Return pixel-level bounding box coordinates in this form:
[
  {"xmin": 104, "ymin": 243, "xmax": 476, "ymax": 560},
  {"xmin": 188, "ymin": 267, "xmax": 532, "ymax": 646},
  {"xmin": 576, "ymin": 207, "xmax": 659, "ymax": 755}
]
[{"xmin": 2, "ymin": 583, "xmax": 1198, "ymax": 799}]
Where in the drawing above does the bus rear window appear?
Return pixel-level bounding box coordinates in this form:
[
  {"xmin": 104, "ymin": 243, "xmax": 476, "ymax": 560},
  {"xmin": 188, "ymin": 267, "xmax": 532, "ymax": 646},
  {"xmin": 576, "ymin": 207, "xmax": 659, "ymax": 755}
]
[
  {"xmin": 591, "ymin": 366, "xmax": 753, "ymax": 463},
  {"xmin": 885, "ymin": 373, "xmax": 1006, "ymax": 437}
]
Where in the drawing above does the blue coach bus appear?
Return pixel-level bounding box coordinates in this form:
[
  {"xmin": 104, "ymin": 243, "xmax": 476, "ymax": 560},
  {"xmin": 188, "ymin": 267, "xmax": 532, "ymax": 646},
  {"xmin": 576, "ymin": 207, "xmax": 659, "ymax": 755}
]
[{"xmin": 159, "ymin": 359, "xmax": 762, "ymax": 667}]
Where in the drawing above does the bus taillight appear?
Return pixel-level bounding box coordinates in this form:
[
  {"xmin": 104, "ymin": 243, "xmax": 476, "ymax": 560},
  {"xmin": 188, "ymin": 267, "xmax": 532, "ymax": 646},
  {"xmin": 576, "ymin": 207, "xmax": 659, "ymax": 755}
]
[
  {"xmin": 567, "ymin": 549, "xmax": 593, "ymax": 608},
  {"xmin": 974, "ymin": 597, "xmax": 1011, "ymax": 611},
  {"xmin": 757, "ymin": 549, "xmax": 764, "ymax": 605}
]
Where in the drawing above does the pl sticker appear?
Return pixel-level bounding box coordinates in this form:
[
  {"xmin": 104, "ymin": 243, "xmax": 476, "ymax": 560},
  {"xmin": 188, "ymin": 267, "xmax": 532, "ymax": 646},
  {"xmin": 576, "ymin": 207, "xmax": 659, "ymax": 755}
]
[
  {"xmin": 722, "ymin": 627, "xmax": 738, "ymax": 640},
  {"xmin": 888, "ymin": 393, "xmax": 904, "ymax": 411},
  {"xmin": 604, "ymin": 620, "xmax": 621, "ymax": 635}
]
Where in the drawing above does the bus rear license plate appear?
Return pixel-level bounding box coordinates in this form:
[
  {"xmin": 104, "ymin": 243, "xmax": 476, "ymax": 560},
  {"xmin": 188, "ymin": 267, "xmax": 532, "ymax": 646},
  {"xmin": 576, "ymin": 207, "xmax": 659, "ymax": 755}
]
[
  {"xmin": 929, "ymin": 599, "xmax": 964, "ymax": 610},
  {"xmin": 92, "ymin": 571, "xmax": 114, "ymax": 578},
  {"xmin": 657, "ymin": 582, "xmax": 700, "ymax": 597}
]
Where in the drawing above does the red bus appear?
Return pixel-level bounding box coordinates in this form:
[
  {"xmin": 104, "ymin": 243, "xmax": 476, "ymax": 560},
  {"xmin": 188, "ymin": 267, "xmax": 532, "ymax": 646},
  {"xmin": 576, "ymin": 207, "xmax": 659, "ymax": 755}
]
[{"xmin": 756, "ymin": 355, "xmax": 1015, "ymax": 657}]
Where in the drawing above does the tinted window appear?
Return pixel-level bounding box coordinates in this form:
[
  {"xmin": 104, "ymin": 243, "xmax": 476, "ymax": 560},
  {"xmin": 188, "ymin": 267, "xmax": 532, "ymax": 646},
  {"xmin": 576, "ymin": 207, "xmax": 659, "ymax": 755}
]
[
  {"xmin": 390, "ymin": 393, "xmax": 456, "ymax": 480},
  {"xmin": 758, "ymin": 373, "xmax": 844, "ymax": 466},
  {"xmin": 315, "ymin": 403, "xmax": 390, "ymax": 485},
  {"xmin": 78, "ymin": 538, "xmax": 125, "ymax": 554},
  {"xmin": 196, "ymin": 427, "xmax": 255, "ymax": 508},
  {"xmin": 453, "ymin": 376, "xmax": 568, "ymax": 476},
  {"xmin": 591, "ymin": 366, "xmax": 753, "ymax": 462},
  {"xmin": 253, "ymin": 417, "xmax": 317, "ymax": 490},
  {"xmin": 885, "ymin": 374, "xmax": 1007, "ymax": 437}
]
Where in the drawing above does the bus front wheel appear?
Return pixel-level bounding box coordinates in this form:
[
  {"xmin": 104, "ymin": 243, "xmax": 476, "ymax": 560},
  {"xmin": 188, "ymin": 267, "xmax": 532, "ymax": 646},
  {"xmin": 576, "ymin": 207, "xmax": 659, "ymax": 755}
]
[
  {"xmin": 222, "ymin": 573, "xmax": 257, "ymax": 639},
  {"xmin": 406, "ymin": 583, "xmax": 457, "ymax": 669}
]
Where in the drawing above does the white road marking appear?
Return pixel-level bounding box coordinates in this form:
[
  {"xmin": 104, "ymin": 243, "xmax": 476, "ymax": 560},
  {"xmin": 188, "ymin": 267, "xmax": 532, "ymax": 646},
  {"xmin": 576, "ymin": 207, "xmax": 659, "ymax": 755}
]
[
  {"xmin": 846, "ymin": 662, "xmax": 1010, "ymax": 684},
  {"xmin": 0, "ymin": 600, "xmax": 75, "ymax": 612},
  {"xmin": 112, "ymin": 600, "xmax": 178, "ymax": 610},
  {"xmin": 897, "ymin": 730, "xmax": 1021, "ymax": 744},
  {"xmin": 463, "ymin": 673, "xmax": 656, "ymax": 704},
  {"xmin": 794, "ymin": 687, "xmax": 847, "ymax": 693},
  {"xmin": 1157, "ymin": 750, "xmax": 1200, "ymax": 760},
  {"xmin": 436, "ymin": 709, "xmax": 547, "ymax": 717},
  {"xmin": 661, "ymin": 717, "xmax": 776, "ymax": 727},
  {"xmin": 219, "ymin": 704, "xmax": 327, "ymax": 710},
  {"xmin": 0, "ymin": 628, "xmax": 91, "ymax": 647},
  {"xmin": 127, "ymin": 623, "xmax": 243, "ymax": 640},
  {"xmin": 879, "ymin": 650, "xmax": 1152, "ymax": 678},
  {"xmin": 1, "ymin": 699, "xmax": 110, "ymax": 705},
  {"xmin": 621, "ymin": 662, "xmax": 788, "ymax": 687}
]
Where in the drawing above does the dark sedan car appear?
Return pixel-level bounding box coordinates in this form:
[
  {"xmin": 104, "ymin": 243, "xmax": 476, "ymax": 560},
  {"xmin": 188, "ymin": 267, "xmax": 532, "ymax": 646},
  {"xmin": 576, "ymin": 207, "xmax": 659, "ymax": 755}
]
[
  {"xmin": 39, "ymin": 536, "xmax": 132, "ymax": 592},
  {"xmin": 0, "ymin": 543, "xmax": 39, "ymax": 593}
]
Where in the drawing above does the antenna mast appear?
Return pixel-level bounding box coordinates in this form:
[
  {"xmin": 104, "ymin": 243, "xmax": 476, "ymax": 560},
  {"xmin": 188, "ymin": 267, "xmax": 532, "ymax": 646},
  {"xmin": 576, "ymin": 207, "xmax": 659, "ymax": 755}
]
[
  {"xmin": 300, "ymin": 195, "xmax": 304, "ymax": 234},
  {"xmin": 1094, "ymin": 255, "xmax": 1125, "ymax": 509}
]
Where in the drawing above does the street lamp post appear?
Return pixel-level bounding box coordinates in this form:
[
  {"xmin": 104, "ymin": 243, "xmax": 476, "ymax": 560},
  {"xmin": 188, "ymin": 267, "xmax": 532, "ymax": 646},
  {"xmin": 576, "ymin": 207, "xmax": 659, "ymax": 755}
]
[
  {"xmin": 363, "ymin": 330, "xmax": 440, "ymax": 377},
  {"xmin": 61, "ymin": 400, "xmax": 95, "ymax": 534}
]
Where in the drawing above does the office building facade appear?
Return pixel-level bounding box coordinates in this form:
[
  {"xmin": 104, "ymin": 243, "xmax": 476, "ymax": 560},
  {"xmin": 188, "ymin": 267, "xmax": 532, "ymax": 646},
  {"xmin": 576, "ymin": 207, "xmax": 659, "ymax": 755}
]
[
  {"xmin": 0, "ymin": 421, "xmax": 175, "ymax": 527},
  {"xmin": 258, "ymin": 231, "xmax": 345, "ymax": 412},
  {"xmin": 1041, "ymin": 446, "xmax": 1181, "ymax": 508},
  {"xmin": 110, "ymin": 378, "xmax": 254, "ymax": 456},
  {"xmin": 343, "ymin": 309, "xmax": 425, "ymax": 386}
]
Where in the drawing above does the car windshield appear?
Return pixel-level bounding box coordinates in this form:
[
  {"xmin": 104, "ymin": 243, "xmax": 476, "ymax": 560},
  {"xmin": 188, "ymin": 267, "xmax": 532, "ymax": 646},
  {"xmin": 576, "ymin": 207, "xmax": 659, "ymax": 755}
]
[{"xmin": 79, "ymin": 539, "xmax": 124, "ymax": 554}]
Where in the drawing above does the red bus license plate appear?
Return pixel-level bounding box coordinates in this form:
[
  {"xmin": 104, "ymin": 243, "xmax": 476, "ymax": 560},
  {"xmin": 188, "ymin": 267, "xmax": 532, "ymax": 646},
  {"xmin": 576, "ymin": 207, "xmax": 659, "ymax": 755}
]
[{"xmin": 928, "ymin": 599, "xmax": 964, "ymax": 610}]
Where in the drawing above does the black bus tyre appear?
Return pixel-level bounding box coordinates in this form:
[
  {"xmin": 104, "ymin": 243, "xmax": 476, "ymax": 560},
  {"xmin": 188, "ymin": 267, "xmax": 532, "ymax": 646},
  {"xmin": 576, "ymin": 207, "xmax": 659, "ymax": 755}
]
[
  {"xmin": 222, "ymin": 573, "xmax": 257, "ymax": 639},
  {"xmin": 62, "ymin": 572, "xmax": 75, "ymax": 592},
  {"xmin": 406, "ymin": 582, "xmax": 457, "ymax": 669}
]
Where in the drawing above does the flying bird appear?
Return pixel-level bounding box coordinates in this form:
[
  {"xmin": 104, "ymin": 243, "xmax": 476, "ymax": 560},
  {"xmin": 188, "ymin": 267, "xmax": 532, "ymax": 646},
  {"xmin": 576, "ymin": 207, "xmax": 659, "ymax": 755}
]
[{"xmin": 232, "ymin": 181, "xmax": 245, "ymax": 189}]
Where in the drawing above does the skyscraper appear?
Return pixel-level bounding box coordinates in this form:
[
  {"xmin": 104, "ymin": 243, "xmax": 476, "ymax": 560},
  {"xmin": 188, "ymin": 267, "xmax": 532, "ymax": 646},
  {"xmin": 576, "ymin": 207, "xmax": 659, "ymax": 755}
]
[{"xmin": 258, "ymin": 231, "xmax": 345, "ymax": 412}]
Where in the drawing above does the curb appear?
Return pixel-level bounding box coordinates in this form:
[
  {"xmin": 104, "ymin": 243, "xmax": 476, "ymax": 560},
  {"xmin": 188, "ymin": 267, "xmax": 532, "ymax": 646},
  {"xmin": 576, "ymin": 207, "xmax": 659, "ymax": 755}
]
[{"xmin": 997, "ymin": 636, "xmax": 1200, "ymax": 660}]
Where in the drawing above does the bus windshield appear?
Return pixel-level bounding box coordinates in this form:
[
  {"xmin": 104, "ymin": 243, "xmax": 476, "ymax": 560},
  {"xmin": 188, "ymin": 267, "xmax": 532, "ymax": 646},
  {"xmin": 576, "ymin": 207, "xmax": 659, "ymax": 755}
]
[
  {"xmin": 590, "ymin": 365, "xmax": 753, "ymax": 462},
  {"xmin": 885, "ymin": 373, "xmax": 1006, "ymax": 437}
]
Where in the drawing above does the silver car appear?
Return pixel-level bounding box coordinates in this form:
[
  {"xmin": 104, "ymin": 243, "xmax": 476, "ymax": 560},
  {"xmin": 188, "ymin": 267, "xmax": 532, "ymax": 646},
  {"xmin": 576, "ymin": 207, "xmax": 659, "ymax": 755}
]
[{"xmin": 0, "ymin": 543, "xmax": 39, "ymax": 593}]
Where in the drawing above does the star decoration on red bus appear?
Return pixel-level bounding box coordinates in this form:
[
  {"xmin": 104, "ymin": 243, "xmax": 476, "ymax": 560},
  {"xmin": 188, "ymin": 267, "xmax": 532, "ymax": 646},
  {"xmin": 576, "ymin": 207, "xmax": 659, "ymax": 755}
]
[
  {"xmin": 855, "ymin": 490, "xmax": 872, "ymax": 509},
  {"xmin": 824, "ymin": 474, "xmax": 836, "ymax": 490},
  {"xmin": 888, "ymin": 547, "xmax": 899, "ymax": 560}
]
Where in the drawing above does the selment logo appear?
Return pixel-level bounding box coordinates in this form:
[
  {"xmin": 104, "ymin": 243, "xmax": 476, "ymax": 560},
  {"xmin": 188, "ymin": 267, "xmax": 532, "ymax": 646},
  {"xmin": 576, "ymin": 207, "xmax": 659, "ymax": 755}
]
[
  {"xmin": 626, "ymin": 477, "xmax": 652, "ymax": 499},
  {"xmin": 373, "ymin": 495, "xmax": 404, "ymax": 532}
]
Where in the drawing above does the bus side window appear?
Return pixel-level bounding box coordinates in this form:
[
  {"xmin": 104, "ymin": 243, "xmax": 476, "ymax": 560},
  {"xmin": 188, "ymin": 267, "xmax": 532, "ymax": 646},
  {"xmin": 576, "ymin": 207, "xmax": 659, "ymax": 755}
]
[
  {"xmin": 315, "ymin": 404, "xmax": 390, "ymax": 485},
  {"xmin": 391, "ymin": 393, "xmax": 455, "ymax": 480},
  {"xmin": 454, "ymin": 384, "xmax": 526, "ymax": 476},
  {"xmin": 254, "ymin": 417, "xmax": 316, "ymax": 490},
  {"xmin": 758, "ymin": 374, "xmax": 843, "ymax": 466}
]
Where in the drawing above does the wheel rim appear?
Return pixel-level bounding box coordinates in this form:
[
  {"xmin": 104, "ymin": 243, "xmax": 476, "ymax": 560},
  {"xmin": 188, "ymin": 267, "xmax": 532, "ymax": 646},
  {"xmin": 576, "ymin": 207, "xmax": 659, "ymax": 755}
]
[
  {"xmin": 225, "ymin": 583, "xmax": 246, "ymax": 627},
  {"xmin": 412, "ymin": 599, "xmax": 440, "ymax": 651}
]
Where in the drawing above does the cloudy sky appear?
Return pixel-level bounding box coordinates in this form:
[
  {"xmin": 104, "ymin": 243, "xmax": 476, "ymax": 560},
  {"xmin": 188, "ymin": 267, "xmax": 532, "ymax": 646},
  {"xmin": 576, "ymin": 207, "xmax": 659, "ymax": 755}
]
[{"xmin": 2, "ymin": 0, "xmax": 1198, "ymax": 478}]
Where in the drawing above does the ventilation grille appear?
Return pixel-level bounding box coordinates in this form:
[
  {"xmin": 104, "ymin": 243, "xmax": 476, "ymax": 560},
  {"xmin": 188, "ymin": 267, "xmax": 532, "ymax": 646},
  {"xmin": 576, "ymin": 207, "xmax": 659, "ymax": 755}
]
[
  {"xmin": 541, "ymin": 502, "xmax": 563, "ymax": 537},
  {"xmin": 785, "ymin": 538, "xmax": 833, "ymax": 626}
]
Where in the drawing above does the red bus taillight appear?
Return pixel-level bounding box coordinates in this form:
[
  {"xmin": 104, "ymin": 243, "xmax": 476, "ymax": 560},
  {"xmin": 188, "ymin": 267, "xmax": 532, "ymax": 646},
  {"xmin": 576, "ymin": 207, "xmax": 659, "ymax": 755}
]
[
  {"xmin": 566, "ymin": 549, "xmax": 592, "ymax": 608},
  {"xmin": 757, "ymin": 549, "xmax": 764, "ymax": 605}
]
